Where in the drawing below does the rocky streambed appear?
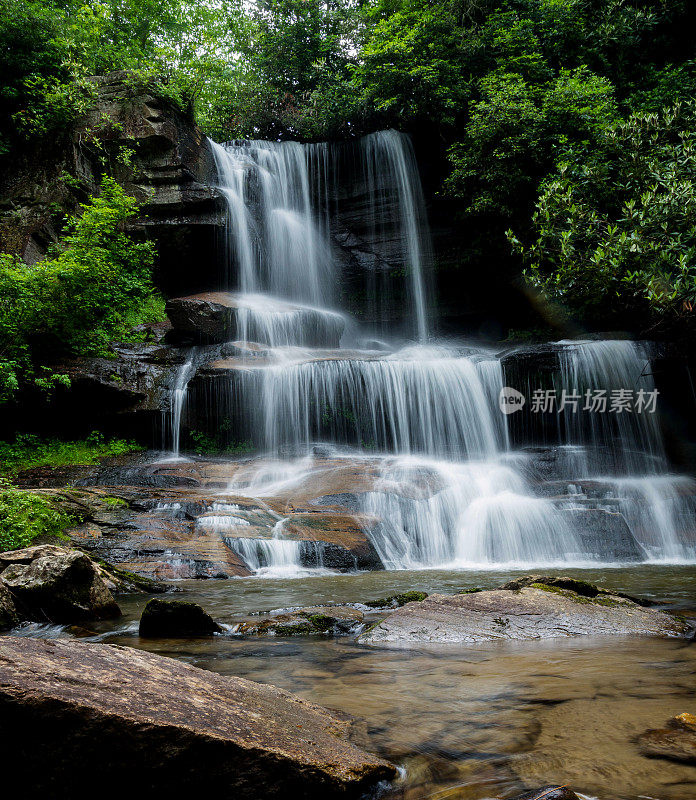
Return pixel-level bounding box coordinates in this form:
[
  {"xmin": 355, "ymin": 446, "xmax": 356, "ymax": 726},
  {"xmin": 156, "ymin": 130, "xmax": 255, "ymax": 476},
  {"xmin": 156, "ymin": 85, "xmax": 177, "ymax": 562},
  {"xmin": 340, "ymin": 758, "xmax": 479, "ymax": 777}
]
[{"xmin": 1, "ymin": 538, "xmax": 695, "ymax": 799}]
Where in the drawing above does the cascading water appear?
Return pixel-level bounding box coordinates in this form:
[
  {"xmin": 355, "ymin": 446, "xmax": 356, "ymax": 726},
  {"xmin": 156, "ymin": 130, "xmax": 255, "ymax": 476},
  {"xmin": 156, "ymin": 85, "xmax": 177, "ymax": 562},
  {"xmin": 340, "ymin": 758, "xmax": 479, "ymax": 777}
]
[
  {"xmin": 228, "ymin": 346, "xmax": 507, "ymax": 457},
  {"xmin": 168, "ymin": 129, "xmax": 696, "ymax": 575},
  {"xmin": 167, "ymin": 349, "xmax": 199, "ymax": 458},
  {"xmin": 359, "ymin": 130, "xmax": 432, "ymax": 342}
]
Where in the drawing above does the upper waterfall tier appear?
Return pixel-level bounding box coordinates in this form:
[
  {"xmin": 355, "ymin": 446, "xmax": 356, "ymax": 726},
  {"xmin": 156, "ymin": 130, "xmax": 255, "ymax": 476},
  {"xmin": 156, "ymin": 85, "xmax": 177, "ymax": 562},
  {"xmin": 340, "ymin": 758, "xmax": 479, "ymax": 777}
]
[
  {"xmin": 208, "ymin": 130, "xmax": 432, "ymax": 341},
  {"xmin": 189, "ymin": 344, "xmax": 508, "ymax": 458}
]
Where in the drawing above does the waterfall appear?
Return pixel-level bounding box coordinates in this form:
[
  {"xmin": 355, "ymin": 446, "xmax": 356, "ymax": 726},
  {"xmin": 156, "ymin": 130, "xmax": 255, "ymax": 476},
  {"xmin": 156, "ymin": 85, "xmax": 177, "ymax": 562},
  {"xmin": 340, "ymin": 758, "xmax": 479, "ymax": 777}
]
[
  {"xmin": 557, "ymin": 340, "xmax": 665, "ymax": 474},
  {"xmin": 221, "ymin": 346, "xmax": 507, "ymax": 457},
  {"xmin": 363, "ymin": 457, "xmax": 585, "ymax": 569},
  {"xmin": 168, "ymin": 349, "xmax": 199, "ymax": 457},
  {"xmin": 209, "ymin": 139, "xmax": 333, "ymax": 306},
  {"xmin": 360, "ymin": 131, "xmax": 432, "ymax": 341},
  {"xmin": 163, "ymin": 129, "xmax": 696, "ymax": 573},
  {"xmin": 208, "ymin": 131, "xmax": 432, "ymax": 341}
]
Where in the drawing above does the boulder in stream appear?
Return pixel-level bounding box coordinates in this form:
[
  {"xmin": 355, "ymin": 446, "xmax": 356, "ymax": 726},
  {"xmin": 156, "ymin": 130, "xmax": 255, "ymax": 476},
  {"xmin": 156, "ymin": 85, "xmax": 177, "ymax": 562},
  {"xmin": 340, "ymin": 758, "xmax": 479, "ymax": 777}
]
[
  {"xmin": 0, "ymin": 545, "xmax": 121, "ymax": 624},
  {"xmin": 139, "ymin": 598, "xmax": 223, "ymax": 637},
  {"xmin": 237, "ymin": 605, "xmax": 364, "ymax": 637},
  {"xmin": 638, "ymin": 712, "xmax": 696, "ymax": 765},
  {"xmin": 0, "ymin": 637, "xmax": 396, "ymax": 797},
  {"xmin": 359, "ymin": 577, "xmax": 690, "ymax": 645}
]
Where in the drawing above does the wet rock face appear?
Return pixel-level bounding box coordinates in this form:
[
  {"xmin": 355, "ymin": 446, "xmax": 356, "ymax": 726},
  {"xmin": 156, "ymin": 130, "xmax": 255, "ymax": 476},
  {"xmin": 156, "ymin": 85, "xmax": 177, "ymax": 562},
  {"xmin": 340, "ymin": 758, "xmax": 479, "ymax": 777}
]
[
  {"xmin": 510, "ymin": 788, "xmax": 580, "ymax": 800},
  {"xmin": 0, "ymin": 637, "xmax": 396, "ymax": 798},
  {"xmin": 359, "ymin": 578, "xmax": 690, "ymax": 645},
  {"xmin": 139, "ymin": 598, "xmax": 222, "ymax": 637},
  {"xmin": 0, "ymin": 581, "xmax": 19, "ymax": 630},
  {"xmin": 638, "ymin": 713, "xmax": 696, "ymax": 765},
  {"xmin": 166, "ymin": 291, "xmax": 345, "ymax": 346},
  {"xmin": 28, "ymin": 459, "xmax": 387, "ymax": 579},
  {"xmin": 55, "ymin": 337, "xmax": 187, "ymax": 422},
  {"xmin": 0, "ymin": 545, "xmax": 121, "ymax": 623}
]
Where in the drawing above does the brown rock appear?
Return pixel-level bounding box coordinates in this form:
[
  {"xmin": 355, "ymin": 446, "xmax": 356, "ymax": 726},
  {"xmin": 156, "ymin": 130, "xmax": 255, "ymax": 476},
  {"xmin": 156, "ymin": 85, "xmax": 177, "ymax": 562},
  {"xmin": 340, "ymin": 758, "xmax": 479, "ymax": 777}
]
[
  {"xmin": 638, "ymin": 714, "xmax": 696, "ymax": 764},
  {"xmin": 0, "ymin": 637, "xmax": 396, "ymax": 797}
]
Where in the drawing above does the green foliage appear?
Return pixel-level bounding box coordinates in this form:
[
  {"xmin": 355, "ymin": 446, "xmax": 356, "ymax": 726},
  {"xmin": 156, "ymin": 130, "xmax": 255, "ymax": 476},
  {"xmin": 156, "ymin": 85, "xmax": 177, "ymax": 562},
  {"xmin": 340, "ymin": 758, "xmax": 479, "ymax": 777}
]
[
  {"xmin": 352, "ymin": 0, "xmax": 469, "ymax": 130},
  {"xmin": 207, "ymin": 0, "xmax": 362, "ymax": 139},
  {"xmin": 513, "ymin": 103, "xmax": 696, "ymax": 325},
  {"xmin": 2, "ymin": 0, "xmax": 696, "ymax": 337},
  {"xmin": 0, "ymin": 177, "xmax": 164, "ymax": 400},
  {"xmin": 0, "ymin": 0, "xmax": 84, "ymax": 153},
  {"xmin": 0, "ymin": 432, "xmax": 143, "ymax": 477},
  {"xmin": 446, "ymin": 67, "xmax": 617, "ymax": 215},
  {"xmin": 188, "ymin": 429, "xmax": 254, "ymax": 457},
  {"xmin": 0, "ymin": 478, "xmax": 73, "ymax": 551}
]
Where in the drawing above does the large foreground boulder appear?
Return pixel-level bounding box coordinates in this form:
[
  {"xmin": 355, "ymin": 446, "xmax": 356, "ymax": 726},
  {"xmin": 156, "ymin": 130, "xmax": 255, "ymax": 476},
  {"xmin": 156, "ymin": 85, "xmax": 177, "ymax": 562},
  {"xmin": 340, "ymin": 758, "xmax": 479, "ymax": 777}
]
[
  {"xmin": 359, "ymin": 578, "xmax": 690, "ymax": 645},
  {"xmin": 0, "ymin": 545, "xmax": 121, "ymax": 623},
  {"xmin": 0, "ymin": 637, "xmax": 395, "ymax": 797}
]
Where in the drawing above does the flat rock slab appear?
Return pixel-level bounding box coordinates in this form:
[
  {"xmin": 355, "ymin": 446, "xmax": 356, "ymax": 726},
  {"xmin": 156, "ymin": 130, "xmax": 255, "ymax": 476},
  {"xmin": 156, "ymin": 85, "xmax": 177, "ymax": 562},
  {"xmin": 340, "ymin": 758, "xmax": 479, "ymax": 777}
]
[
  {"xmin": 0, "ymin": 637, "xmax": 395, "ymax": 797},
  {"xmin": 359, "ymin": 585, "xmax": 689, "ymax": 645}
]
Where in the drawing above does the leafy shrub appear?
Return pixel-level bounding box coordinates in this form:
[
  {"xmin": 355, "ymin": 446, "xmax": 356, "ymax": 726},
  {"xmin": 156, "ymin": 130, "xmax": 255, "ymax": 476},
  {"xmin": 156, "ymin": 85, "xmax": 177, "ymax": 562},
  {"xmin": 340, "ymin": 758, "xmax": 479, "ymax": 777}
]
[
  {"xmin": 0, "ymin": 432, "xmax": 143, "ymax": 477},
  {"xmin": 0, "ymin": 478, "xmax": 72, "ymax": 551},
  {"xmin": 0, "ymin": 177, "xmax": 164, "ymax": 401},
  {"xmin": 512, "ymin": 102, "xmax": 696, "ymax": 325}
]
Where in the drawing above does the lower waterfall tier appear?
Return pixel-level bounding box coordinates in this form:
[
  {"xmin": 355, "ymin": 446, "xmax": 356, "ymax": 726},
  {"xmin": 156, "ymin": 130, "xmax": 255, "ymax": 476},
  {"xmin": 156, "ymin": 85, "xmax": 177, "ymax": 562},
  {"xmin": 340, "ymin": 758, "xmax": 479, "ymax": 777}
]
[
  {"xmin": 68, "ymin": 452, "xmax": 696, "ymax": 579},
  {"xmin": 151, "ymin": 333, "xmax": 696, "ymax": 575}
]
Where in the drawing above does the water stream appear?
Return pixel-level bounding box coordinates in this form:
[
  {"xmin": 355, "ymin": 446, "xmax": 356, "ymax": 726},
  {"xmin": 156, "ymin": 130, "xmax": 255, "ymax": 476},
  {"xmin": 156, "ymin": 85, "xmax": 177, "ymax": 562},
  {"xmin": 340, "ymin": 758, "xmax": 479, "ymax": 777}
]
[
  {"xmin": 160, "ymin": 130, "xmax": 696, "ymax": 574},
  {"xmin": 44, "ymin": 567, "xmax": 696, "ymax": 800}
]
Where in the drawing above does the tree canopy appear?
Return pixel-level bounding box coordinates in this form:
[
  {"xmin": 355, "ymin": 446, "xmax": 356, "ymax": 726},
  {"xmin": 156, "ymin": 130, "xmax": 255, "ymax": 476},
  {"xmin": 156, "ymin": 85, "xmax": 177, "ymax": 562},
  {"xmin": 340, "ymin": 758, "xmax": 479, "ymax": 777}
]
[{"xmin": 2, "ymin": 0, "xmax": 696, "ymax": 331}]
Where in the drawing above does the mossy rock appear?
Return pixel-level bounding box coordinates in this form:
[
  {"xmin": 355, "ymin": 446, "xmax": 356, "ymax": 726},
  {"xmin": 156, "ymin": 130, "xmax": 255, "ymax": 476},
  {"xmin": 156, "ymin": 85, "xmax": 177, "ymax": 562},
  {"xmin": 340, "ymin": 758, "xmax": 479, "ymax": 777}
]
[{"xmin": 365, "ymin": 590, "xmax": 428, "ymax": 608}]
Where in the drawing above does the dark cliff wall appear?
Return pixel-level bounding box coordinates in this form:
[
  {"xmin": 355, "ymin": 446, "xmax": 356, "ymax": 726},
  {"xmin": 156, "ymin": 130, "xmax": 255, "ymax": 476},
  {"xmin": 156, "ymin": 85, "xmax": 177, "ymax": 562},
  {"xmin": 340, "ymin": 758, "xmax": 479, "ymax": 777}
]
[{"xmin": 0, "ymin": 71, "xmax": 222, "ymax": 297}]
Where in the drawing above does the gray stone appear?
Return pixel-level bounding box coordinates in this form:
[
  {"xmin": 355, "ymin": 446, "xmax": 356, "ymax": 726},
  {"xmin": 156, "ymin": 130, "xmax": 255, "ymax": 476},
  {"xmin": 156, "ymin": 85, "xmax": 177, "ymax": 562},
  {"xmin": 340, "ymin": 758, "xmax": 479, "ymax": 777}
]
[
  {"xmin": 359, "ymin": 581, "xmax": 689, "ymax": 645},
  {"xmin": 0, "ymin": 545, "xmax": 121, "ymax": 623}
]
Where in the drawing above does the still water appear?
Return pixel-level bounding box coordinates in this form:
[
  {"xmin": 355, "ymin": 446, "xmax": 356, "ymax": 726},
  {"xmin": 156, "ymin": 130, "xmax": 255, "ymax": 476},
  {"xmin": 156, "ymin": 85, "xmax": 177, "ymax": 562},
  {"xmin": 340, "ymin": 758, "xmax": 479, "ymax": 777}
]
[{"xmin": 36, "ymin": 566, "xmax": 690, "ymax": 800}]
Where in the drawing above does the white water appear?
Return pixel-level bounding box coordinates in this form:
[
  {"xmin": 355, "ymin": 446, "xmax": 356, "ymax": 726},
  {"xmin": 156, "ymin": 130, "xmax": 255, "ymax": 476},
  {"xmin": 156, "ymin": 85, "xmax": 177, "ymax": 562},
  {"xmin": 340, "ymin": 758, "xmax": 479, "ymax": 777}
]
[
  {"xmin": 228, "ymin": 345, "xmax": 507, "ymax": 457},
  {"xmin": 168, "ymin": 350, "xmax": 198, "ymax": 457},
  {"xmin": 166, "ymin": 131, "xmax": 696, "ymax": 575},
  {"xmin": 360, "ymin": 130, "xmax": 432, "ymax": 341}
]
